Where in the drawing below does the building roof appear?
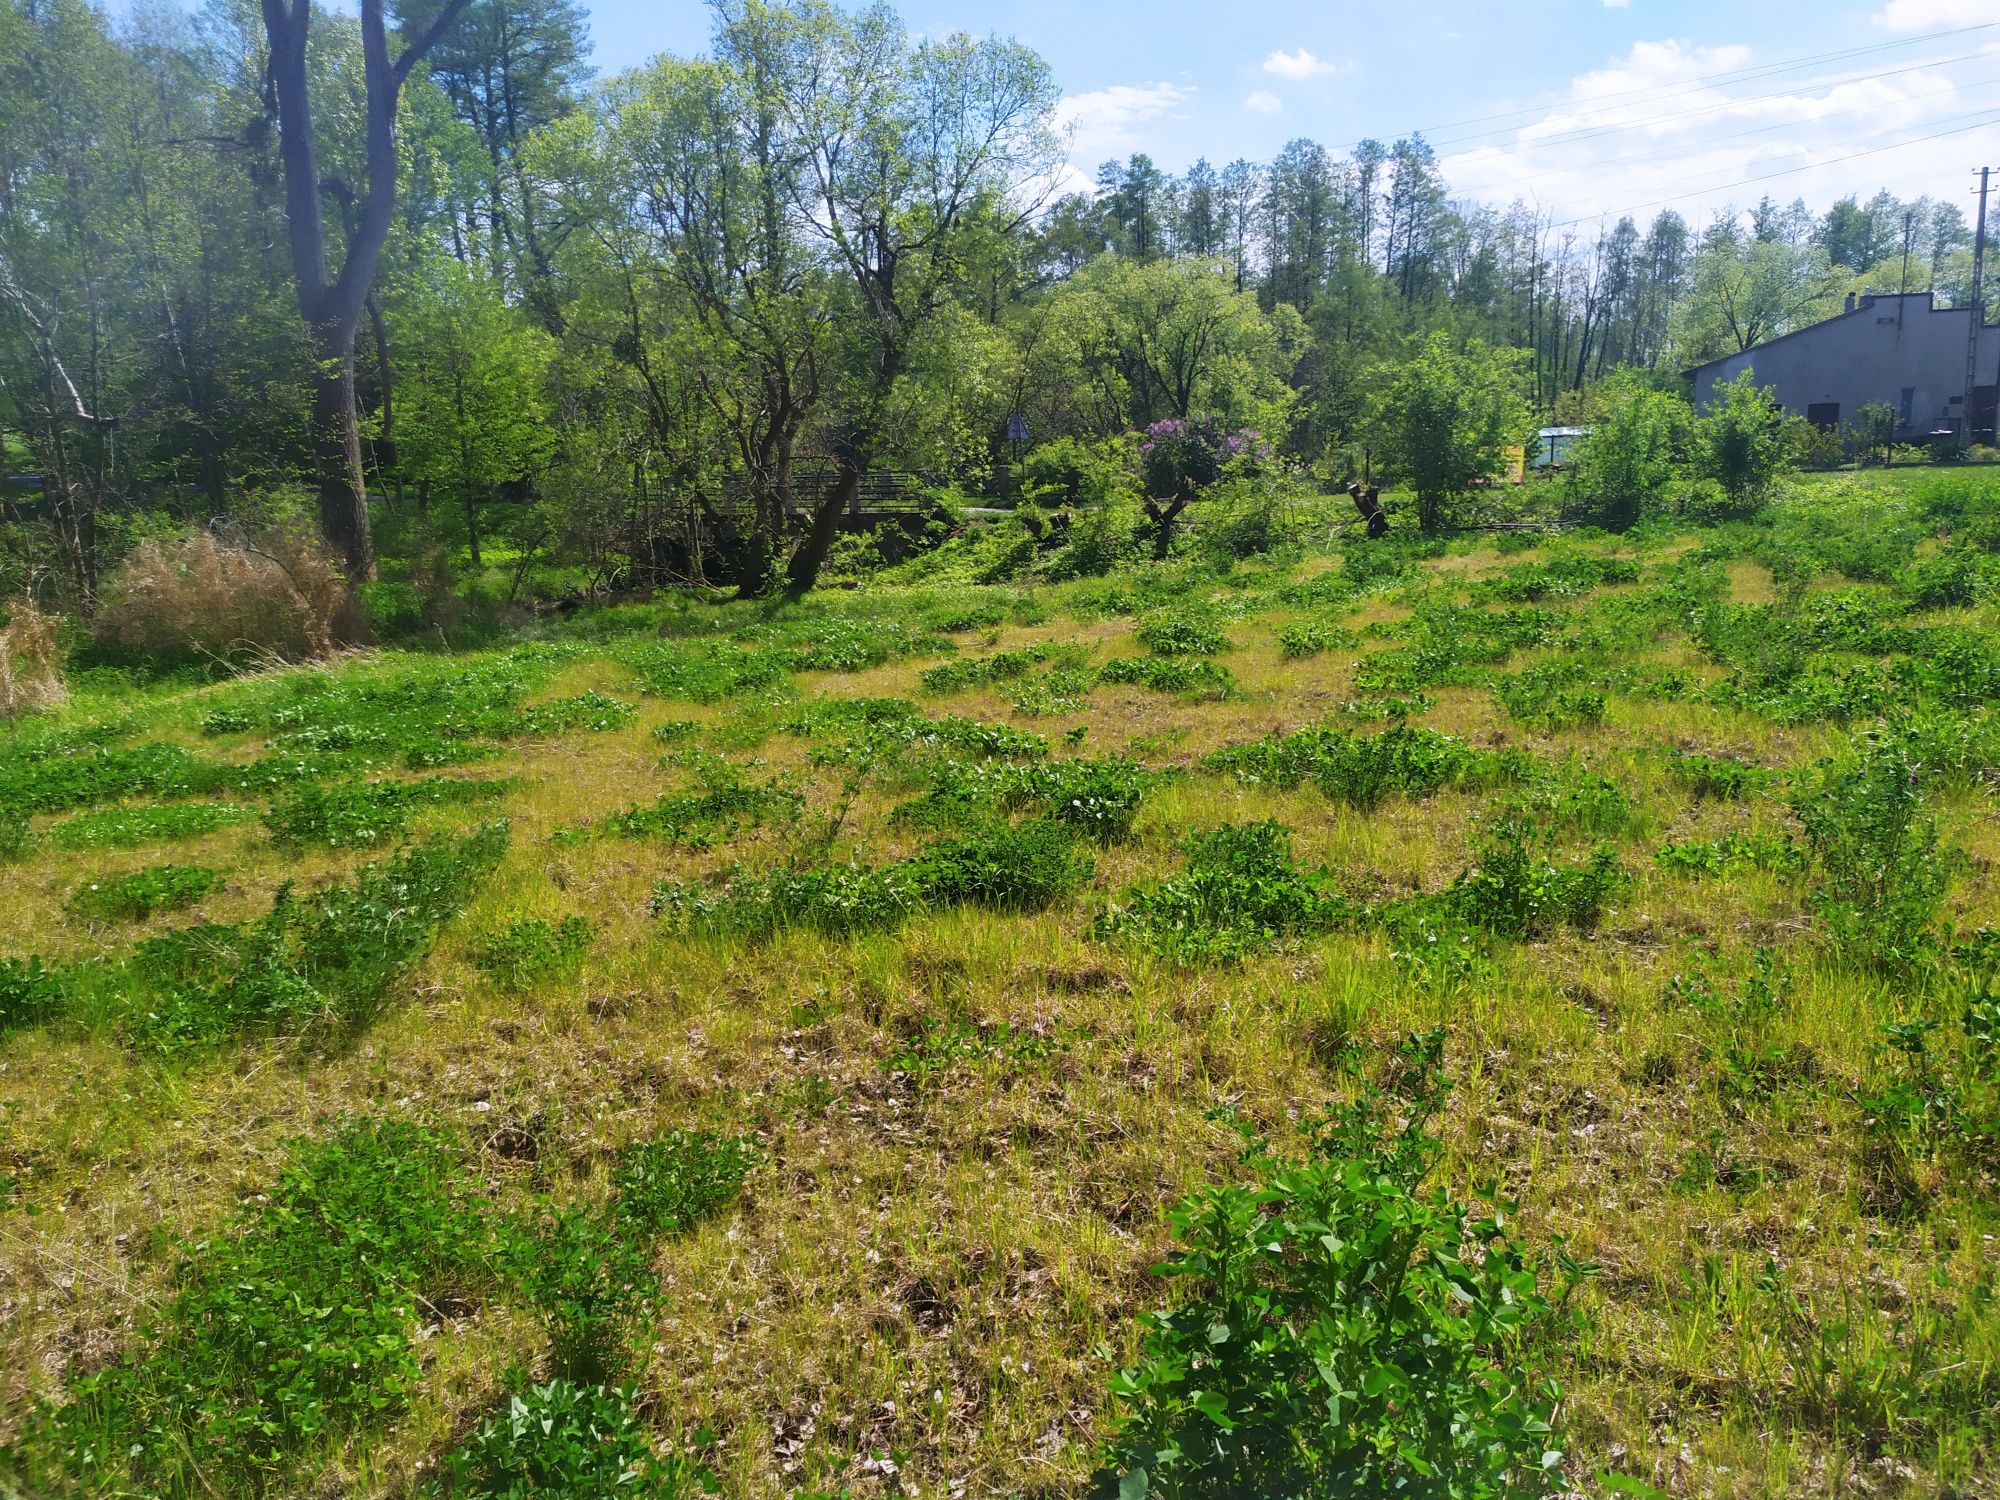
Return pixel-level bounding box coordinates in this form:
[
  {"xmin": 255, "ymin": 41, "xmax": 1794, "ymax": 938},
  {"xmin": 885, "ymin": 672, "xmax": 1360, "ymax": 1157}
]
[{"xmin": 1681, "ymin": 291, "xmax": 1995, "ymax": 380}]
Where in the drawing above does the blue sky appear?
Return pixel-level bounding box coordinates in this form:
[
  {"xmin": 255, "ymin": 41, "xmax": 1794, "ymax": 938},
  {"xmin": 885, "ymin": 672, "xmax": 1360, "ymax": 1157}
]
[{"xmin": 579, "ymin": 0, "xmax": 2000, "ymax": 227}]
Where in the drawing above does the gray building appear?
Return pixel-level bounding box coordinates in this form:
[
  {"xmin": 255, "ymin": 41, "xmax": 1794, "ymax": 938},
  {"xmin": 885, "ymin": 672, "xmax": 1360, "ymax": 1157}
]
[{"xmin": 1686, "ymin": 291, "xmax": 2000, "ymax": 445}]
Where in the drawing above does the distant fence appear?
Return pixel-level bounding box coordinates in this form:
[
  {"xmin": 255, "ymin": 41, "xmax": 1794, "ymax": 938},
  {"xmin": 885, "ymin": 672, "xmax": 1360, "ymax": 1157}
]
[{"xmin": 709, "ymin": 470, "xmax": 991, "ymax": 519}]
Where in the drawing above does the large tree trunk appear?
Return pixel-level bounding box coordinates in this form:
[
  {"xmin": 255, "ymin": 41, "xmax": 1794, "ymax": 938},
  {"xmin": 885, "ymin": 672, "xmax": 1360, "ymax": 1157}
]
[
  {"xmin": 786, "ymin": 461, "xmax": 858, "ymax": 596},
  {"xmin": 261, "ymin": 0, "xmax": 467, "ymax": 582},
  {"xmin": 309, "ymin": 321, "xmax": 373, "ymax": 579}
]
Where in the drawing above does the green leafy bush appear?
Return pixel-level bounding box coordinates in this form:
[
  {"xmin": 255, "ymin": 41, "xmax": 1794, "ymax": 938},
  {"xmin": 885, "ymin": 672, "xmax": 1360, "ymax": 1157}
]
[
  {"xmin": 612, "ymin": 1131, "xmax": 759, "ymax": 1237},
  {"xmin": 903, "ymin": 819, "xmax": 1094, "ymax": 912},
  {"xmin": 69, "ymin": 864, "xmax": 218, "ymax": 921},
  {"xmin": 651, "ymin": 864, "xmax": 921, "ymax": 940},
  {"xmin": 596, "ymin": 762, "xmax": 801, "ymax": 847},
  {"xmin": 0, "ymin": 956, "xmax": 62, "ymax": 1033},
  {"xmin": 1134, "ymin": 614, "xmax": 1226, "ymax": 656},
  {"xmin": 1493, "ymin": 662, "xmax": 1607, "ymax": 731},
  {"xmin": 622, "ymin": 639, "xmax": 789, "ymax": 704},
  {"xmin": 502, "ymin": 1130, "xmax": 755, "ymax": 1383},
  {"xmin": 919, "ymin": 644, "xmax": 1070, "ymax": 695},
  {"xmin": 1792, "ymin": 732, "xmax": 1952, "ymax": 968},
  {"xmin": 1095, "ymin": 821, "xmax": 1354, "ymax": 965},
  {"xmin": 0, "ymin": 740, "xmax": 205, "ymax": 817},
  {"xmin": 425, "ymin": 1377, "xmax": 708, "ymax": 1498},
  {"xmin": 651, "ymin": 820, "xmax": 1092, "ymax": 939},
  {"xmin": 475, "ymin": 915, "xmax": 592, "ymax": 991},
  {"xmin": 1091, "ymin": 1045, "xmax": 1574, "ymax": 1499},
  {"xmin": 1406, "ymin": 823, "xmax": 1626, "ymax": 940},
  {"xmin": 1275, "ymin": 618, "xmax": 1358, "ymax": 659}
]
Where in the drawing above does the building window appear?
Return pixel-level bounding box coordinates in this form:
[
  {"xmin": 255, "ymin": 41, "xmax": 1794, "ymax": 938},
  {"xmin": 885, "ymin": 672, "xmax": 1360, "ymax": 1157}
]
[
  {"xmin": 1807, "ymin": 402, "xmax": 1840, "ymax": 429},
  {"xmin": 1900, "ymin": 387, "xmax": 1915, "ymax": 425}
]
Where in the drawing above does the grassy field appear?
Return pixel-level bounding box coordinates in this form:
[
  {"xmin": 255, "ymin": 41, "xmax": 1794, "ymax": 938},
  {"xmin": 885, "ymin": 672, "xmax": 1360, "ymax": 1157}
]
[{"xmin": 4, "ymin": 468, "xmax": 2000, "ymax": 1497}]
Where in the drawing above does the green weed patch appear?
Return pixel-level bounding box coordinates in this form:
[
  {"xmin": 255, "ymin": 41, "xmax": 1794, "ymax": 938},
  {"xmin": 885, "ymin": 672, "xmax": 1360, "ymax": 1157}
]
[
  {"xmin": 1095, "ymin": 821, "xmax": 1355, "ymax": 965},
  {"xmin": 69, "ymin": 864, "xmax": 218, "ymax": 921},
  {"xmin": 265, "ymin": 776, "xmax": 512, "ymax": 848},
  {"xmin": 1206, "ymin": 722, "xmax": 1524, "ymax": 810},
  {"xmin": 48, "ymin": 801, "xmax": 258, "ymax": 849},
  {"xmin": 119, "ymin": 822, "xmax": 508, "ymax": 1049},
  {"xmin": 475, "ymin": 916, "xmax": 592, "ymax": 991}
]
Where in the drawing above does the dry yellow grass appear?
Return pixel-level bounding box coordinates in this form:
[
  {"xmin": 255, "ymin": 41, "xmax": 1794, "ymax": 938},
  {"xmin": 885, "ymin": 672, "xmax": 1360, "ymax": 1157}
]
[{"xmin": 4, "ymin": 496, "xmax": 2000, "ymax": 1497}]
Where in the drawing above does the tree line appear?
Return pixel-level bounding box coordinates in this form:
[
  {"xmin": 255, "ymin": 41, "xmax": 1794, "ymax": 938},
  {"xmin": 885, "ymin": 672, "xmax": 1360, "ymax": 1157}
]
[{"xmin": 0, "ymin": 0, "xmax": 1977, "ymax": 605}]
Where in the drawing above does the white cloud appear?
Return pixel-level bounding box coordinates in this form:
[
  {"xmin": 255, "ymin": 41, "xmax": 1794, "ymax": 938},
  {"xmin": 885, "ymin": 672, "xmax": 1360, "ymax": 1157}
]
[
  {"xmin": 1873, "ymin": 0, "xmax": 1991, "ymax": 31},
  {"xmin": 1053, "ymin": 81, "xmax": 1193, "ymax": 164},
  {"xmin": 1263, "ymin": 48, "xmax": 1339, "ymax": 80},
  {"xmin": 1602, "ymin": 0, "xmax": 1633, "ymax": 8},
  {"xmin": 1245, "ymin": 89, "xmax": 1284, "ymax": 114},
  {"xmin": 1437, "ymin": 37, "xmax": 1988, "ymax": 228}
]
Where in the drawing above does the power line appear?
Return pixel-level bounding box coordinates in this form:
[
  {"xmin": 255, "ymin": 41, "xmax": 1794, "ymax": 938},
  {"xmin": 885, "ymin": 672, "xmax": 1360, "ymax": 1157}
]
[
  {"xmin": 1429, "ymin": 48, "xmax": 1993, "ymax": 156},
  {"xmin": 1407, "ymin": 21, "xmax": 1999, "ymax": 142},
  {"xmin": 1540, "ymin": 108, "xmax": 2000, "ymax": 230},
  {"xmin": 1467, "ymin": 71, "xmax": 2000, "ymax": 199}
]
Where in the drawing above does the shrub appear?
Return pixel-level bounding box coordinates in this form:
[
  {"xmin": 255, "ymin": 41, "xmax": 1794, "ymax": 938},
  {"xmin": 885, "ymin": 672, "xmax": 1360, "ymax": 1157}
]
[
  {"xmin": 1697, "ymin": 370, "xmax": 1797, "ymax": 512},
  {"xmin": 425, "ymin": 1377, "xmax": 706, "ymax": 1498},
  {"xmin": 475, "ymin": 915, "xmax": 592, "ymax": 991},
  {"xmin": 500, "ymin": 1204, "xmax": 658, "ymax": 1384},
  {"xmin": 651, "ymin": 863, "xmax": 921, "ymax": 940},
  {"xmin": 501, "ymin": 1130, "xmax": 755, "ymax": 1384},
  {"xmin": 597, "ymin": 774, "xmax": 800, "ymax": 848},
  {"xmin": 1275, "ymin": 618, "xmax": 1357, "ymax": 659},
  {"xmin": 1564, "ymin": 373, "xmax": 1692, "ymax": 529},
  {"xmin": 919, "ymin": 644, "xmax": 1066, "ymax": 694},
  {"xmin": 69, "ymin": 864, "xmax": 218, "ymax": 921},
  {"xmin": 903, "ymin": 819, "xmax": 1094, "ymax": 913},
  {"xmin": 91, "ymin": 531, "xmax": 352, "ymax": 666},
  {"xmin": 1138, "ymin": 417, "xmax": 1266, "ymax": 499},
  {"xmin": 0, "ymin": 739, "xmax": 205, "ymax": 816},
  {"xmin": 653, "ymin": 819, "xmax": 1094, "ymax": 939},
  {"xmin": 520, "ymin": 691, "xmax": 638, "ymax": 735},
  {"xmin": 1421, "ymin": 823, "xmax": 1626, "ymax": 940},
  {"xmin": 1095, "ymin": 820, "xmax": 1354, "ymax": 965},
  {"xmin": 887, "ymin": 1015, "xmax": 1062, "ymax": 1084},
  {"xmin": 0, "ymin": 599, "xmax": 65, "ymax": 716},
  {"xmin": 1792, "ymin": 732, "xmax": 1951, "ymax": 969},
  {"xmin": 1091, "ymin": 1046, "xmax": 1573, "ymax": 1499},
  {"xmin": 1493, "ymin": 662, "xmax": 1607, "ymax": 731}
]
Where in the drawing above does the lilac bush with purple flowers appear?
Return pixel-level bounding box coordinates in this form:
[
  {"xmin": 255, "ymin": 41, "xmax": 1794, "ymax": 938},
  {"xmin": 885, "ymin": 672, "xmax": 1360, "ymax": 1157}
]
[{"xmin": 1138, "ymin": 416, "xmax": 1267, "ymax": 500}]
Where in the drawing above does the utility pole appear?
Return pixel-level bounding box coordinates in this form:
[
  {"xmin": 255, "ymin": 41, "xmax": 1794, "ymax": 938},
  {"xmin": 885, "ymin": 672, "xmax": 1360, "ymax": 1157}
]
[{"xmin": 1968, "ymin": 167, "xmax": 1989, "ymax": 443}]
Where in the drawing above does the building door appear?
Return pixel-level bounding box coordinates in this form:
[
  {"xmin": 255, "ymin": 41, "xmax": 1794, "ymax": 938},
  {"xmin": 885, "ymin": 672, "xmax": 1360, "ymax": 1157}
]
[{"xmin": 1806, "ymin": 402, "xmax": 1840, "ymax": 428}]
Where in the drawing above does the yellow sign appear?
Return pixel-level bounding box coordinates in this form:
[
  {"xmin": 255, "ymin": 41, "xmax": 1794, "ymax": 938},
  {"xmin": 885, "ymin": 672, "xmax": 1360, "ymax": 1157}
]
[{"xmin": 1499, "ymin": 445, "xmax": 1525, "ymax": 484}]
